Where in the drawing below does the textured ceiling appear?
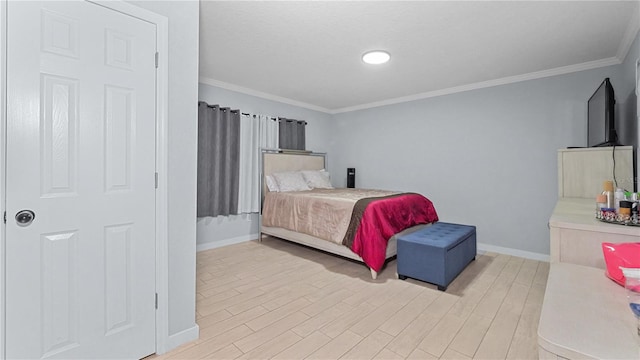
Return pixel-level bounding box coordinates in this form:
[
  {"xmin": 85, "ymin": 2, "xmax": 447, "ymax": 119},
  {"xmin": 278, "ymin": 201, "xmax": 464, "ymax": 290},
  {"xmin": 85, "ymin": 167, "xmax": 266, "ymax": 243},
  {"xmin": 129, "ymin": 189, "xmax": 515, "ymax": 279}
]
[{"xmin": 199, "ymin": 1, "xmax": 640, "ymax": 113}]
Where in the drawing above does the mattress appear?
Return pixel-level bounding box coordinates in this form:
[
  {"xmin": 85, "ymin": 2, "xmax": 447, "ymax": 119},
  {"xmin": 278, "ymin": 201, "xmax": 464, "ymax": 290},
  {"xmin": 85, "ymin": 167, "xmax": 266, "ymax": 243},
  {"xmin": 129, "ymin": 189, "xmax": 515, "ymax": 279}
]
[
  {"xmin": 262, "ymin": 188, "xmax": 439, "ymax": 272},
  {"xmin": 262, "ymin": 188, "xmax": 400, "ymax": 245}
]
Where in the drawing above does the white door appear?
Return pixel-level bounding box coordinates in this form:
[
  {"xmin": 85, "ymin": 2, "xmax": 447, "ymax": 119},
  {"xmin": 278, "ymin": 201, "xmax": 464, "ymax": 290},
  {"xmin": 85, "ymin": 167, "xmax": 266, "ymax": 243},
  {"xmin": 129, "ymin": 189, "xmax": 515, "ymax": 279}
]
[{"xmin": 6, "ymin": 1, "xmax": 157, "ymax": 358}]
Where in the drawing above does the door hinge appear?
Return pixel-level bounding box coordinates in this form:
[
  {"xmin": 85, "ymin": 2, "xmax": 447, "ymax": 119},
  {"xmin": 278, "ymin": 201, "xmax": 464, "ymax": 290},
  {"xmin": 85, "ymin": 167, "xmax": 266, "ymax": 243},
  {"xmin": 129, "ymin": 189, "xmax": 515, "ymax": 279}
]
[
  {"xmin": 3, "ymin": 211, "xmax": 5, "ymax": 224},
  {"xmin": 155, "ymin": 293, "xmax": 158, "ymax": 309},
  {"xmin": 155, "ymin": 172, "xmax": 159, "ymax": 189},
  {"xmin": 155, "ymin": 52, "xmax": 159, "ymax": 68}
]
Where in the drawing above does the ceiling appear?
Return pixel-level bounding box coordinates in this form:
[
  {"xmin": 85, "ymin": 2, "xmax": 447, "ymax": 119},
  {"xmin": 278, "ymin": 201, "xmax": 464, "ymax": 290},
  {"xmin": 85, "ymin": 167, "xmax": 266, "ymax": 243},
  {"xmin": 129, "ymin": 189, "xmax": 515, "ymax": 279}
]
[{"xmin": 199, "ymin": 1, "xmax": 640, "ymax": 114}]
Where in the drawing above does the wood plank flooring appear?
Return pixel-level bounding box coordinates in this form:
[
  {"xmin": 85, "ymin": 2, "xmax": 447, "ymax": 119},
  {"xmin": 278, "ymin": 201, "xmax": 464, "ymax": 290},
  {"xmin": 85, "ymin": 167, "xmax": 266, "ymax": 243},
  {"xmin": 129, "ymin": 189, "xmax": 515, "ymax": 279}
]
[{"xmin": 154, "ymin": 236, "xmax": 548, "ymax": 359}]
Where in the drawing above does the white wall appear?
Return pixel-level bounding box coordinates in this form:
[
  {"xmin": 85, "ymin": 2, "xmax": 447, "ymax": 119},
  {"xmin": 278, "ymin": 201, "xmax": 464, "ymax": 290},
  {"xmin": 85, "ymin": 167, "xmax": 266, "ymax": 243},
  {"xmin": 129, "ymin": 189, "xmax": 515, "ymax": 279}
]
[
  {"xmin": 129, "ymin": 0, "xmax": 199, "ymax": 344},
  {"xmin": 0, "ymin": 0, "xmax": 7, "ymax": 354},
  {"xmin": 331, "ymin": 65, "xmax": 639, "ymax": 258},
  {"xmin": 198, "ymin": 34, "xmax": 640, "ymax": 260},
  {"xmin": 327, "ymin": 31, "xmax": 639, "ymax": 258},
  {"xmin": 197, "ymin": 84, "xmax": 333, "ymax": 249},
  {"xmin": 617, "ymin": 30, "xmax": 640, "ymax": 176}
]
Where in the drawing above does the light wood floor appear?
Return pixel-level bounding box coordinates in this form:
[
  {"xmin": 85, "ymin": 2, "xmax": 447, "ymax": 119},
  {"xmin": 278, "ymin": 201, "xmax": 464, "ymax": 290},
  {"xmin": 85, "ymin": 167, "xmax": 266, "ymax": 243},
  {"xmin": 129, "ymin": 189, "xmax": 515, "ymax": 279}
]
[{"xmin": 155, "ymin": 236, "xmax": 548, "ymax": 359}]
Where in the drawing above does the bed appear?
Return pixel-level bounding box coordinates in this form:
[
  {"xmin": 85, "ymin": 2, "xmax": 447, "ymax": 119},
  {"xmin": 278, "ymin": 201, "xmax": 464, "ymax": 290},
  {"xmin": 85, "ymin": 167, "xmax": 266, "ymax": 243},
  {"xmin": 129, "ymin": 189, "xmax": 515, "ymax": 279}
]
[{"xmin": 259, "ymin": 151, "xmax": 438, "ymax": 279}]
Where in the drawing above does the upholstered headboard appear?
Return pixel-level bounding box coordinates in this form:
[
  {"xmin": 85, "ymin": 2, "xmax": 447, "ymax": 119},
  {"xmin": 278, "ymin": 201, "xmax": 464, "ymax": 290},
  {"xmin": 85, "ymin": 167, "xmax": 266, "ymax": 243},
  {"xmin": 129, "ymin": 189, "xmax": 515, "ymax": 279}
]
[{"xmin": 261, "ymin": 151, "xmax": 326, "ymax": 200}]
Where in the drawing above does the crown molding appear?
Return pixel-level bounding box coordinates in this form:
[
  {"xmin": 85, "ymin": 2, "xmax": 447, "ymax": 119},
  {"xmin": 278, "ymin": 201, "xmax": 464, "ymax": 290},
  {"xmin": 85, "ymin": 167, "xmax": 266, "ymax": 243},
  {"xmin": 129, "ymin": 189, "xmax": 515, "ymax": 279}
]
[
  {"xmin": 198, "ymin": 77, "xmax": 332, "ymax": 114},
  {"xmin": 616, "ymin": 1, "xmax": 640, "ymax": 62},
  {"xmin": 200, "ymin": 56, "xmax": 623, "ymax": 115},
  {"xmin": 332, "ymin": 57, "xmax": 621, "ymax": 114}
]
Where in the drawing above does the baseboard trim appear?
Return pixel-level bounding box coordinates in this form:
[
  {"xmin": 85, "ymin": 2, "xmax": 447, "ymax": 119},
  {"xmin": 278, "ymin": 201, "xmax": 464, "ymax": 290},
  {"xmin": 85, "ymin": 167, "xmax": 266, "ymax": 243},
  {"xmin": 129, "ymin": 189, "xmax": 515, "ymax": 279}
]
[
  {"xmin": 477, "ymin": 242, "xmax": 549, "ymax": 262},
  {"xmin": 196, "ymin": 235, "xmax": 549, "ymax": 261},
  {"xmin": 196, "ymin": 234, "xmax": 258, "ymax": 252},
  {"xmin": 164, "ymin": 324, "xmax": 199, "ymax": 354}
]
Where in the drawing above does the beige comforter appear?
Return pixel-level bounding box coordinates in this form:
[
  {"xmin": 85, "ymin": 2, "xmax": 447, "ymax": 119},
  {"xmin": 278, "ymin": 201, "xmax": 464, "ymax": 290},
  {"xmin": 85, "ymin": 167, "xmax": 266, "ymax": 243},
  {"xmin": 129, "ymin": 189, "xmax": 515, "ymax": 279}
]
[{"xmin": 261, "ymin": 188, "xmax": 399, "ymax": 244}]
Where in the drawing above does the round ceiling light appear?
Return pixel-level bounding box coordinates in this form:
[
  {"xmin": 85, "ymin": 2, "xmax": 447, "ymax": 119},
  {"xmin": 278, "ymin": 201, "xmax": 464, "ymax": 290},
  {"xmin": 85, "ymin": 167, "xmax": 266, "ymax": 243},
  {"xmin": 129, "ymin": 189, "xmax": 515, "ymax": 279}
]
[{"xmin": 362, "ymin": 50, "xmax": 390, "ymax": 65}]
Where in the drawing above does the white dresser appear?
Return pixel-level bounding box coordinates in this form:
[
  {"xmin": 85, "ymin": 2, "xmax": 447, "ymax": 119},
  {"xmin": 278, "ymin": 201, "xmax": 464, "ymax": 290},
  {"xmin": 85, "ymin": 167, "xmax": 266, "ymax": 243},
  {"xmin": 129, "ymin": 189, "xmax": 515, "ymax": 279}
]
[
  {"xmin": 538, "ymin": 262, "xmax": 639, "ymax": 360},
  {"xmin": 539, "ymin": 148, "xmax": 639, "ymax": 359},
  {"xmin": 549, "ymin": 197, "xmax": 640, "ymax": 269}
]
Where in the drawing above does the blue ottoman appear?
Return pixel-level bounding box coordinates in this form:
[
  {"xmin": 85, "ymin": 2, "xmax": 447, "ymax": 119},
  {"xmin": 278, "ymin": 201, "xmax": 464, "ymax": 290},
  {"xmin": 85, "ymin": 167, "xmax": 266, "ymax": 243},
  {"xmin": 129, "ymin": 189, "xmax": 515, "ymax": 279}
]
[{"xmin": 397, "ymin": 222, "xmax": 476, "ymax": 291}]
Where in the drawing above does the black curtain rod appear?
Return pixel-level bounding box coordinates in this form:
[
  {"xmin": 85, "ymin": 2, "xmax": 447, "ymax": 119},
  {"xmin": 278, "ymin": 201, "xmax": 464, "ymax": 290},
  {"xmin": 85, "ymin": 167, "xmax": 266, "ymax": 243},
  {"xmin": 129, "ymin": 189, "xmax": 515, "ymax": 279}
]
[
  {"xmin": 199, "ymin": 102, "xmax": 303, "ymax": 123},
  {"xmin": 241, "ymin": 112, "xmax": 277, "ymax": 120},
  {"xmin": 197, "ymin": 101, "xmax": 239, "ymax": 113},
  {"xmin": 279, "ymin": 118, "xmax": 308, "ymax": 125}
]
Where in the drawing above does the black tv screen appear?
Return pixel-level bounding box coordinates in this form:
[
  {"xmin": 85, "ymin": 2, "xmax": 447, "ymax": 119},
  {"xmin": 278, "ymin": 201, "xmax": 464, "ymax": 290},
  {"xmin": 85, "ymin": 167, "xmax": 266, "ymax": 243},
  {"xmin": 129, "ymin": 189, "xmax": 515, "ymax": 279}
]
[{"xmin": 587, "ymin": 78, "xmax": 616, "ymax": 147}]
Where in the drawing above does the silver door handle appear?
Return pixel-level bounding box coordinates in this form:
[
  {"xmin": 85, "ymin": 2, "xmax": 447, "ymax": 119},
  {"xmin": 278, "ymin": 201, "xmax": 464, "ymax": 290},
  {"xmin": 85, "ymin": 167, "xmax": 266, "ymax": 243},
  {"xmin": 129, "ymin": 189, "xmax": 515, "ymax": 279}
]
[{"xmin": 15, "ymin": 210, "xmax": 35, "ymax": 227}]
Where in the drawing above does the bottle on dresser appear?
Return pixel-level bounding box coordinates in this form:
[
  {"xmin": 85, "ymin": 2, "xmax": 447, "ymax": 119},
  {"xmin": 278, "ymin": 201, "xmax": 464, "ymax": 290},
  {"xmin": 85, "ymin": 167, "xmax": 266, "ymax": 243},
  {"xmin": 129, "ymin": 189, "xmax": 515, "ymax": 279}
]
[
  {"xmin": 615, "ymin": 188, "xmax": 625, "ymax": 213},
  {"xmin": 602, "ymin": 180, "xmax": 615, "ymax": 208},
  {"xmin": 619, "ymin": 200, "xmax": 632, "ymax": 222},
  {"xmin": 600, "ymin": 180, "xmax": 616, "ymax": 221}
]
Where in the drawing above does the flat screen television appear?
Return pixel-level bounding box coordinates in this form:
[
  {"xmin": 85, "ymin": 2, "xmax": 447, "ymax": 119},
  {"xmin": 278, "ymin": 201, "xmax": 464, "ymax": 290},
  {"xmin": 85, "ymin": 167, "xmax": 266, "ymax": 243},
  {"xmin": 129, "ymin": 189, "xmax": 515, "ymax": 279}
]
[{"xmin": 587, "ymin": 78, "xmax": 618, "ymax": 147}]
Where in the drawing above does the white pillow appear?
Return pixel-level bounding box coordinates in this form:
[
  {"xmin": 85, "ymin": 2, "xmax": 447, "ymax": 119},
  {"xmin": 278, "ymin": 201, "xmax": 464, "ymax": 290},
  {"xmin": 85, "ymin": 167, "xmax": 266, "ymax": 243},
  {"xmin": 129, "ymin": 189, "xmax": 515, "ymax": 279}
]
[
  {"xmin": 301, "ymin": 170, "xmax": 333, "ymax": 189},
  {"xmin": 272, "ymin": 171, "xmax": 311, "ymax": 192},
  {"xmin": 265, "ymin": 175, "xmax": 280, "ymax": 192}
]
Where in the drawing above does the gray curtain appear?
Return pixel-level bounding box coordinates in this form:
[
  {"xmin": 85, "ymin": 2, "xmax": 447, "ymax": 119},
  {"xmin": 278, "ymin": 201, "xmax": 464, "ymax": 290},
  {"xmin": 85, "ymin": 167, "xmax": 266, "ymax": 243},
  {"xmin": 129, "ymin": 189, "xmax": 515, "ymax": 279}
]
[
  {"xmin": 278, "ymin": 118, "xmax": 306, "ymax": 150},
  {"xmin": 197, "ymin": 102, "xmax": 240, "ymax": 217}
]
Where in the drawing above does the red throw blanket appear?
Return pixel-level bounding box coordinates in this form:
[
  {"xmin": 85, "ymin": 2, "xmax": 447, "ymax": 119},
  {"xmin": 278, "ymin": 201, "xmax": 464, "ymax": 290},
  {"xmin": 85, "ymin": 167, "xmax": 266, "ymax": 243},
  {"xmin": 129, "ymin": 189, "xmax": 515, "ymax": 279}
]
[{"xmin": 344, "ymin": 193, "xmax": 438, "ymax": 272}]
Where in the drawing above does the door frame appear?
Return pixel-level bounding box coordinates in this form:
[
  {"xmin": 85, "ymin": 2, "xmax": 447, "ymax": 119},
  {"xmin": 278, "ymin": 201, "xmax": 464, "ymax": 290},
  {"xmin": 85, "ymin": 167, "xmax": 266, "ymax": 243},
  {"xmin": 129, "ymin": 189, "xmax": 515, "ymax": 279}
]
[{"xmin": 0, "ymin": 0, "xmax": 171, "ymax": 356}]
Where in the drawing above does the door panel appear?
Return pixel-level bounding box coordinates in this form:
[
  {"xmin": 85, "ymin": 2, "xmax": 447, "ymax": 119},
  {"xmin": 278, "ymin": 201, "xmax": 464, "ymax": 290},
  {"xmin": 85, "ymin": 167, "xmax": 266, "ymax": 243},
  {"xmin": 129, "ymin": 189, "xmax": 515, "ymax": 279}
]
[
  {"xmin": 41, "ymin": 74, "xmax": 79, "ymax": 197},
  {"xmin": 41, "ymin": 230, "xmax": 79, "ymax": 357},
  {"xmin": 105, "ymin": 85, "xmax": 134, "ymax": 193},
  {"xmin": 6, "ymin": 1, "xmax": 157, "ymax": 358}
]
